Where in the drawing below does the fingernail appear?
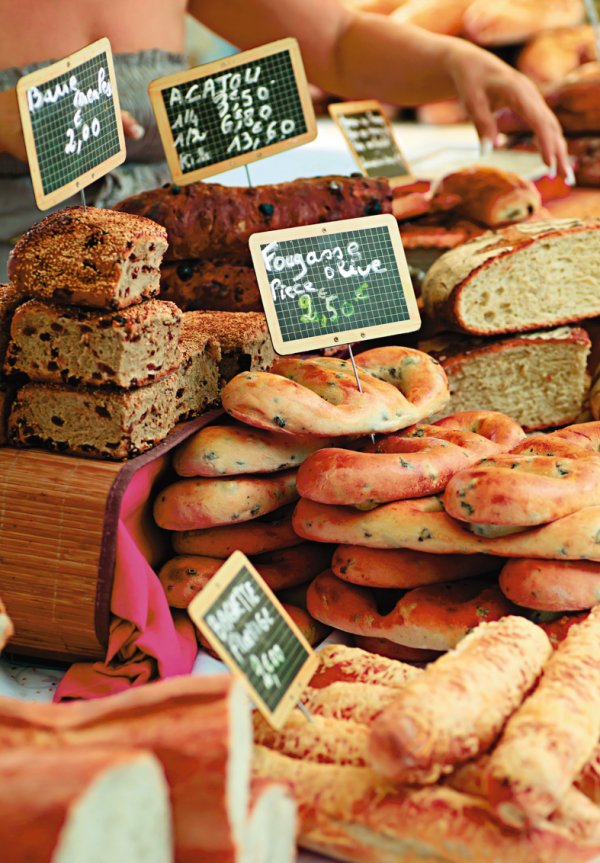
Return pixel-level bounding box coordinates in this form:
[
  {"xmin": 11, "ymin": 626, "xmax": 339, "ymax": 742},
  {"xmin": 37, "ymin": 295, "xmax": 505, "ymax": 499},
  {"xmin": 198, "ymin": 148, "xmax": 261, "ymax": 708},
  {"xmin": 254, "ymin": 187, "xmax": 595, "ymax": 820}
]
[
  {"xmin": 131, "ymin": 123, "xmax": 145, "ymax": 140},
  {"xmin": 547, "ymin": 158, "xmax": 557, "ymax": 179},
  {"xmin": 480, "ymin": 138, "xmax": 493, "ymax": 157},
  {"xmin": 565, "ymin": 165, "xmax": 576, "ymax": 186}
]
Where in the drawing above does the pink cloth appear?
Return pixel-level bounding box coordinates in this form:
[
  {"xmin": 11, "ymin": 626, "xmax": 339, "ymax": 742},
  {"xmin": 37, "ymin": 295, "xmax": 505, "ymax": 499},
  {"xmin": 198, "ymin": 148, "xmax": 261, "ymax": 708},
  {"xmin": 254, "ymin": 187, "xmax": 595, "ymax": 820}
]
[{"xmin": 54, "ymin": 451, "xmax": 199, "ymax": 701}]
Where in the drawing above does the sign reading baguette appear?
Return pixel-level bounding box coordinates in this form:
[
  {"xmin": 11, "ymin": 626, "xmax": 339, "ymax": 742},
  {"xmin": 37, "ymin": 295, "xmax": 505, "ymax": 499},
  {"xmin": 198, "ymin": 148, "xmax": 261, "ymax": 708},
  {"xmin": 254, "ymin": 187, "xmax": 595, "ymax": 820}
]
[
  {"xmin": 188, "ymin": 550, "xmax": 318, "ymax": 729},
  {"xmin": 148, "ymin": 38, "xmax": 317, "ymax": 184},
  {"xmin": 329, "ymin": 100, "xmax": 413, "ymax": 185},
  {"xmin": 16, "ymin": 38, "xmax": 125, "ymax": 210},
  {"xmin": 249, "ymin": 214, "xmax": 420, "ymax": 354}
]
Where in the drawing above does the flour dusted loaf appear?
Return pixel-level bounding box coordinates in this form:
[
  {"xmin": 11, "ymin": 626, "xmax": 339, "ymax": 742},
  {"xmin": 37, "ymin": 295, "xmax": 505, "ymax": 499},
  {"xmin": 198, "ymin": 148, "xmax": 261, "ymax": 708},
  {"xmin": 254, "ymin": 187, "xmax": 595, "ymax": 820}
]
[
  {"xmin": 4, "ymin": 298, "xmax": 181, "ymax": 389},
  {"xmin": 160, "ymin": 260, "xmax": 261, "ymax": 312},
  {"xmin": 420, "ymin": 326, "xmax": 591, "ymax": 431},
  {"xmin": 184, "ymin": 311, "xmax": 275, "ymax": 383},
  {"xmin": 174, "ymin": 316, "xmax": 220, "ymax": 422},
  {"xmin": 8, "ymin": 207, "xmax": 168, "ymax": 309},
  {"xmin": 422, "ymin": 219, "xmax": 600, "ymax": 335},
  {"xmin": 115, "ymin": 177, "xmax": 392, "ymax": 264},
  {"xmin": 9, "ymin": 374, "xmax": 177, "ymax": 459}
]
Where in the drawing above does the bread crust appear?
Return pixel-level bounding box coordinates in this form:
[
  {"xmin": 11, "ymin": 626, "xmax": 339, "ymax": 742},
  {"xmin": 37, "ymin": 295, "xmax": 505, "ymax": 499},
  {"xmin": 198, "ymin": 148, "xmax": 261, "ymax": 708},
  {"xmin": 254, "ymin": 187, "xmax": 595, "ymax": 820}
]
[{"xmin": 431, "ymin": 166, "xmax": 541, "ymax": 228}]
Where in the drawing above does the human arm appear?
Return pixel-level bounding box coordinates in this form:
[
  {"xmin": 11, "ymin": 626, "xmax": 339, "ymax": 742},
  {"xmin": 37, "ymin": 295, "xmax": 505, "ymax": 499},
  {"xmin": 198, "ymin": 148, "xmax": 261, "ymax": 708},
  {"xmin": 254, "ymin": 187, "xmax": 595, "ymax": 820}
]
[{"xmin": 191, "ymin": 0, "xmax": 571, "ymax": 178}]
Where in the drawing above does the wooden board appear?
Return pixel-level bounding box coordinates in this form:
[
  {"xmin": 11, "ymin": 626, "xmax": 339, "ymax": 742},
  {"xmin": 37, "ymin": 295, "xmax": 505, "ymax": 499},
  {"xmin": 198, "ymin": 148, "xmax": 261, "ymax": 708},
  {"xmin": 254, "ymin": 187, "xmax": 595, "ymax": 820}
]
[
  {"xmin": 148, "ymin": 38, "xmax": 317, "ymax": 184},
  {"xmin": 16, "ymin": 38, "xmax": 125, "ymax": 210},
  {"xmin": 329, "ymin": 100, "xmax": 413, "ymax": 186},
  {"xmin": 249, "ymin": 214, "xmax": 421, "ymax": 354}
]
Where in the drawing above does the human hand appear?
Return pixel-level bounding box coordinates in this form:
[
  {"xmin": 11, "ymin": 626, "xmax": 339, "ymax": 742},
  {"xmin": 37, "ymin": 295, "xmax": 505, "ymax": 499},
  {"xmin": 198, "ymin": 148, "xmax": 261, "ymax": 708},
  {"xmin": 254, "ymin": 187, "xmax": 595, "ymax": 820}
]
[{"xmin": 444, "ymin": 41, "xmax": 573, "ymax": 181}]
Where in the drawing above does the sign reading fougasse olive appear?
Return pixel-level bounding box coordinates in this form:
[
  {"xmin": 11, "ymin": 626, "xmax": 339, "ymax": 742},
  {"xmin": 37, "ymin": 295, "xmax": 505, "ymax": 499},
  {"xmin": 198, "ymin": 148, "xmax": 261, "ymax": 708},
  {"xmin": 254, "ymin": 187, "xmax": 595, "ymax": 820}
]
[
  {"xmin": 149, "ymin": 38, "xmax": 317, "ymax": 184},
  {"xmin": 16, "ymin": 38, "xmax": 125, "ymax": 210},
  {"xmin": 188, "ymin": 550, "xmax": 318, "ymax": 729},
  {"xmin": 249, "ymin": 214, "xmax": 421, "ymax": 355},
  {"xmin": 329, "ymin": 100, "xmax": 413, "ymax": 185}
]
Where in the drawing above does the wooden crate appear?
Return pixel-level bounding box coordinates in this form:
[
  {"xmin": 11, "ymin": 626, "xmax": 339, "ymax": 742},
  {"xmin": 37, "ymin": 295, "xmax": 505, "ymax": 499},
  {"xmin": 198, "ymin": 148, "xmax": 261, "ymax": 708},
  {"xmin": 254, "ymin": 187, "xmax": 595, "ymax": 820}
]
[{"xmin": 0, "ymin": 411, "xmax": 221, "ymax": 662}]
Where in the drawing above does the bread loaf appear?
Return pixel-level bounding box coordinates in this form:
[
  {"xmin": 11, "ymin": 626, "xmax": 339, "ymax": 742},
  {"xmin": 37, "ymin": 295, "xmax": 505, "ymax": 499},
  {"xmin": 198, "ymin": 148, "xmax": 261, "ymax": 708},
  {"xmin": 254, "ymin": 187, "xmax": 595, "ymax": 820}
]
[
  {"xmin": 419, "ymin": 327, "xmax": 591, "ymax": 431},
  {"xmin": 171, "ymin": 510, "xmax": 301, "ymax": 557},
  {"xmin": 8, "ymin": 207, "xmax": 168, "ymax": 309},
  {"xmin": 0, "ymin": 675, "xmax": 252, "ymax": 863},
  {"xmin": 9, "ymin": 374, "xmax": 177, "ymax": 460},
  {"xmin": 499, "ymin": 558, "xmax": 600, "ymax": 611},
  {"xmin": 486, "ymin": 606, "xmax": 600, "ymax": 828},
  {"xmin": 182, "ymin": 311, "xmax": 275, "ymax": 384},
  {"xmin": 421, "ymin": 219, "xmax": 600, "ymax": 335},
  {"xmin": 174, "ymin": 318, "xmax": 220, "ymax": 422},
  {"xmin": 0, "ymin": 747, "xmax": 173, "ymax": 863},
  {"xmin": 369, "ymin": 616, "xmax": 552, "ymax": 784},
  {"xmin": 430, "ymin": 166, "xmax": 541, "ymax": 228},
  {"xmin": 160, "ymin": 260, "xmax": 261, "ymax": 312},
  {"xmin": 0, "ymin": 283, "xmax": 23, "ymax": 365},
  {"xmin": 114, "ymin": 177, "xmax": 392, "ymax": 263},
  {"xmin": 464, "ymin": 0, "xmax": 584, "ymax": 46},
  {"xmin": 253, "ymin": 710, "xmax": 370, "ymax": 766},
  {"xmin": 154, "ymin": 470, "xmax": 299, "ymax": 530},
  {"xmin": 4, "ymin": 298, "xmax": 182, "ymax": 389}
]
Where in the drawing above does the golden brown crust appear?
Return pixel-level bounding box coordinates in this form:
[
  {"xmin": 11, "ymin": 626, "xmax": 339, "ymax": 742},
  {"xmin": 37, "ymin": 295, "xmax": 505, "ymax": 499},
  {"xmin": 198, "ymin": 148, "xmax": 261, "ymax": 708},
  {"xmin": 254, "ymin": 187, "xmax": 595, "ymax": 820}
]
[
  {"xmin": 499, "ymin": 558, "xmax": 600, "ymax": 611},
  {"xmin": 171, "ymin": 512, "xmax": 302, "ymax": 558},
  {"xmin": 369, "ymin": 616, "xmax": 552, "ymax": 784},
  {"xmin": 309, "ymin": 644, "xmax": 422, "ymax": 690},
  {"xmin": 431, "ymin": 166, "xmax": 541, "ymax": 228},
  {"xmin": 486, "ymin": 606, "xmax": 600, "ymax": 828}
]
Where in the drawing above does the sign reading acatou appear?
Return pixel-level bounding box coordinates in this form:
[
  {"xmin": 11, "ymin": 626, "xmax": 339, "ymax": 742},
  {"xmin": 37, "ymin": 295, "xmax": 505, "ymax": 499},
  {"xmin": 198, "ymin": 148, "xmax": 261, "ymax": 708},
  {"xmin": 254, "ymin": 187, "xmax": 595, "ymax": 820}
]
[
  {"xmin": 16, "ymin": 38, "xmax": 125, "ymax": 210},
  {"xmin": 250, "ymin": 214, "xmax": 421, "ymax": 355},
  {"xmin": 149, "ymin": 37, "xmax": 317, "ymax": 184},
  {"xmin": 188, "ymin": 551, "xmax": 317, "ymax": 729},
  {"xmin": 329, "ymin": 100, "xmax": 413, "ymax": 185}
]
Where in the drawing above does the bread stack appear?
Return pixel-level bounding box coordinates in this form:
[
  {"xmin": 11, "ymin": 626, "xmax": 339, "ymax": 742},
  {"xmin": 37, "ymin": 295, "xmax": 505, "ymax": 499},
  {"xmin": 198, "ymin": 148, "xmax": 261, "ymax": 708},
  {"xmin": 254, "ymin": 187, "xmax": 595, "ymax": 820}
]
[
  {"xmin": 0, "ymin": 283, "xmax": 23, "ymax": 444},
  {"xmin": 114, "ymin": 176, "xmax": 392, "ymax": 312},
  {"xmin": 253, "ymin": 614, "xmax": 600, "ymax": 863},
  {"xmin": 0, "ymin": 675, "xmax": 297, "ymax": 863},
  {"xmin": 294, "ymin": 407, "xmax": 600, "ymax": 657},
  {"xmin": 3, "ymin": 206, "xmax": 186, "ymax": 460},
  {"xmin": 419, "ymin": 218, "xmax": 600, "ymax": 430}
]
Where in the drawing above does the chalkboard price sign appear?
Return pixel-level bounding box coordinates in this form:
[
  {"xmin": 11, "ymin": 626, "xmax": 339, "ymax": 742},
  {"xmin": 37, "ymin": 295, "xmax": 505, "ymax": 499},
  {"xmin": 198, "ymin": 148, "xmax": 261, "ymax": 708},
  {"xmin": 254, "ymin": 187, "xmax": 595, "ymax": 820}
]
[
  {"xmin": 250, "ymin": 214, "xmax": 421, "ymax": 355},
  {"xmin": 149, "ymin": 38, "xmax": 317, "ymax": 184},
  {"xmin": 16, "ymin": 38, "xmax": 126, "ymax": 210},
  {"xmin": 188, "ymin": 551, "xmax": 318, "ymax": 728},
  {"xmin": 329, "ymin": 100, "xmax": 413, "ymax": 185}
]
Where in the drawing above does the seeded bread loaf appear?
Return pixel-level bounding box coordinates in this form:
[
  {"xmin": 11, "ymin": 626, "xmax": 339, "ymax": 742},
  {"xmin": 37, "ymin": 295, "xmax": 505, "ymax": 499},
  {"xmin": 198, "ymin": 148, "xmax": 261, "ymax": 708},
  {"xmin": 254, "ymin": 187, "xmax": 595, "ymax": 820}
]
[
  {"xmin": 420, "ymin": 326, "xmax": 591, "ymax": 431},
  {"xmin": 175, "ymin": 318, "xmax": 221, "ymax": 422},
  {"xmin": 9, "ymin": 374, "xmax": 177, "ymax": 460},
  {"xmin": 4, "ymin": 299, "xmax": 181, "ymax": 389},
  {"xmin": 8, "ymin": 207, "xmax": 168, "ymax": 309},
  {"xmin": 421, "ymin": 218, "xmax": 600, "ymax": 335},
  {"xmin": 183, "ymin": 311, "xmax": 275, "ymax": 383},
  {"xmin": 0, "ymin": 283, "xmax": 23, "ymax": 365},
  {"xmin": 114, "ymin": 176, "xmax": 392, "ymax": 264},
  {"xmin": 161, "ymin": 260, "xmax": 261, "ymax": 312}
]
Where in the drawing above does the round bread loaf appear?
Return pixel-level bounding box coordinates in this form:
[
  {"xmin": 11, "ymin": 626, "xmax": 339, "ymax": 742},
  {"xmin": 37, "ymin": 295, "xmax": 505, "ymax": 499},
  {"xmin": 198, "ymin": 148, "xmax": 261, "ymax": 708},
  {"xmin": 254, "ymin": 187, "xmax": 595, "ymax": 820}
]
[
  {"xmin": 171, "ymin": 512, "xmax": 301, "ymax": 558},
  {"xmin": 306, "ymin": 570, "xmax": 515, "ymax": 650},
  {"xmin": 352, "ymin": 635, "xmax": 442, "ymax": 663},
  {"xmin": 173, "ymin": 423, "xmax": 331, "ymax": 477},
  {"xmin": 499, "ymin": 559, "xmax": 600, "ymax": 611},
  {"xmin": 332, "ymin": 545, "xmax": 500, "ymax": 588},
  {"xmin": 221, "ymin": 346, "xmax": 449, "ymax": 437},
  {"xmin": 154, "ymin": 470, "xmax": 298, "ymax": 530}
]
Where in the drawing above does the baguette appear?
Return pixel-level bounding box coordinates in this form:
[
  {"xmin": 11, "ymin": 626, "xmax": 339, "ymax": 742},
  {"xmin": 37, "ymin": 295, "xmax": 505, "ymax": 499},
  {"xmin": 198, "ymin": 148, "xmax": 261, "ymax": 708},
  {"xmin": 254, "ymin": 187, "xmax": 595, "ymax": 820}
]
[
  {"xmin": 0, "ymin": 747, "xmax": 173, "ymax": 863},
  {"xmin": 253, "ymin": 710, "xmax": 370, "ymax": 766},
  {"xmin": 486, "ymin": 606, "xmax": 600, "ymax": 827},
  {"xmin": 369, "ymin": 616, "xmax": 552, "ymax": 784},
  {"xmin": 301, "ymin": 681, "xmax": 401, "ymax": 724},
  {"xmin": 310, "ymin": 644, "xmax": 422, "ymax": 689}
]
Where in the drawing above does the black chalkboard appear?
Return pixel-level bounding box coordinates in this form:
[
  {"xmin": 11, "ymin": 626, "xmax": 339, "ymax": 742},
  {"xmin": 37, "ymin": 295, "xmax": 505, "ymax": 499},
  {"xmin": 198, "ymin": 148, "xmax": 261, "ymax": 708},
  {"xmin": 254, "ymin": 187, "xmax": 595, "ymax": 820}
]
[
  {"xmin": 149, "ymin": 38, "xmax": 317, "ymax": 184},
  {"xmin": 250, "ymin": 214, "xmax": 421, "ymax": 354},
  {"xmin": 16, "ymin": 38, "xmax": 125, "ymax": 210},
  {"xmin": 188, "ymin": 551, "xmax": 317, "ymax": 728},
  {"xmin": 329, "ymin": 100, "xmax": 413, "ymax": 184}
]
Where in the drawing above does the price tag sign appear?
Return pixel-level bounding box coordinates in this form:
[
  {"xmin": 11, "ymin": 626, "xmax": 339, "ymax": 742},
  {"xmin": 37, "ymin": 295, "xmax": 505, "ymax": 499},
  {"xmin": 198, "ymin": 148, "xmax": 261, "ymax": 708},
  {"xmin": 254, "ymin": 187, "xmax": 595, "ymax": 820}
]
[
  {"xmin": 188, "ymin": 551, "xmax": 318, "ymax": 729},
  {"xmin": 149, "ymin": 37, "xmax": 317, "ymax": 184},
  {"xmin": 329, "ymin": 100, "xmax": 413, "ymax": 185},
  {"xmin": 249, "ymin": 214, "xmax": 420, "ymax": 355},
  {"xmin": 16, "ymin": 38, "xmax": 125, "ymax": 210}
]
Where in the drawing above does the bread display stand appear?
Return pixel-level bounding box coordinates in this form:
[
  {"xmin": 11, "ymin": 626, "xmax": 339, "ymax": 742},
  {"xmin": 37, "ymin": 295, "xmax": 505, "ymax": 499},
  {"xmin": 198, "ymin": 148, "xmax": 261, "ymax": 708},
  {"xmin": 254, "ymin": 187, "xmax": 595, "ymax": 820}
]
[{"xmin": 0, "ymin": 408, "xmax": 221, "ymax": 695}]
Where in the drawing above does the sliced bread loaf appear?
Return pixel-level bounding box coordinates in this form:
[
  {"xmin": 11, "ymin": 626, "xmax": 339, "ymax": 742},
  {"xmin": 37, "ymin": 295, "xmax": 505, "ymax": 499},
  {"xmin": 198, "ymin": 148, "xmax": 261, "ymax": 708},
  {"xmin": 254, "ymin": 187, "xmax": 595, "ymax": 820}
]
[
  {"xmin": 420, "ymin": 326, "xmax": 591, "ymax": 430},
  {"xmin": 421, "ymin": 218, "xmax": 600, "ymax": 335}
]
